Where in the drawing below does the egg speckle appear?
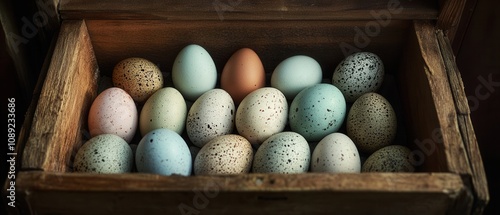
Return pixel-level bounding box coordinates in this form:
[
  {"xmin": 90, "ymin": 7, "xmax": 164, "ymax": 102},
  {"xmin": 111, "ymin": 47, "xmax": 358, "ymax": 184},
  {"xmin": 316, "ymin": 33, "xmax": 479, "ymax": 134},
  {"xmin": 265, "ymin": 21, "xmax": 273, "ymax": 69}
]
[
  {"xmin": 362, "ymin": 145, "xmax": 414, "ymax": 172},
  {"xmin": 235, "ymin": 87, "xmax": 288, "ymax": 145},
  {"xmin": 311, "ymin": 133, "xmax": 361, "ymax": 173},
  {"xmin": 347, "ymin": 92, "xmax": 397, "ymax": 154},
  {"xmin": 88, "ymin": 87, "xmax": 138, "ymax": 143},
  {"xmin": 186, "ymin": 89, "xmax": 235, "ymax": 147},
  {"xmin": 332, "ymin": 52, "xmax": 384, "ymax": 102},
  {"xmin": 289, "ymin": 84, "xmax": 346, "ymax": 142},
  {"xmin": 112, "ymin": 57, "xmax": 164, "ymax": 103},
  {"xmin": 194, "ymin": 135, "xmax": 253, "ymax": 175},
  {"xmin": 252, "ymin": 132, "xmax": 310, "ymax": 174},
  {"xmin": 74, "ymin": 134, "xmax": 133, "ymax": 173}
]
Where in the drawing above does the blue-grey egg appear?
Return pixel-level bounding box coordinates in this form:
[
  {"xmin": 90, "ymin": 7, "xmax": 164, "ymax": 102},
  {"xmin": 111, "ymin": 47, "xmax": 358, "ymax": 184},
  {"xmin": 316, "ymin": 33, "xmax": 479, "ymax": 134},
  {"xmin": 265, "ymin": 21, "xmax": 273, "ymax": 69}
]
[
  {"xmin": 136, "ymin": 128, "xmax": 192, "ymax": 176},
  {"xmin": 252, "ymin": 132, "xmax": 310, "ymax": 173},
  {"xmin": 289, "ymin": 84, "xmax": 346, "ymax": 142},
  {"xmin": 74, "ymin": 134, "xmax": 133, "ymax": 173},
  {"xmin": 332, "ymin": 52, "xmax": 384, "ymax": 102}
]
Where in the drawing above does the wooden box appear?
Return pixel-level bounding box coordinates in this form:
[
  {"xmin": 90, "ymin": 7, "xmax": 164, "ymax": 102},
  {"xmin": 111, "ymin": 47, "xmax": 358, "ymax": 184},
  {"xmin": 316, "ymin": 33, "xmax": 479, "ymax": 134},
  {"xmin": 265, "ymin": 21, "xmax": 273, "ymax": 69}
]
[{"xmin": 11, "ymin": 0, "xmax": 488, "ymax": 214}]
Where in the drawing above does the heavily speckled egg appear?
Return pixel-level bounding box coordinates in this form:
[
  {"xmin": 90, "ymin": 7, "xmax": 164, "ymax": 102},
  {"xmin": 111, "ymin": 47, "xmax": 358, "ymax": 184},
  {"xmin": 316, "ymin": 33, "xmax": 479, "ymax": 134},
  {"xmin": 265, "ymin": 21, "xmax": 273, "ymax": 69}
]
[
  {"xmin": 289, "ymin": 84, "xmax": 346, "ymax": 142},
  {"xmin": 347, "ymin": 92, "xmax": 397, "ymax": 154},
  {"xmin": 186, "ymin": 89, "xmax": 235, "ymax": 147},
  {"xmin": 252, "ymin": 132, "xmax": 310, "ymax": 173},
  {"xmin": 235, "ymin": 87, "xmax": 288, "ymax": 145},
  {"xmin": 311, "ymin": 133, "xmax": 361, "ymax": 173},
  {"xmin": 271, "ymin": 55, "xmax": 323, "ymax": 100},
  {"xmin": 135, "ymin": 128, "xmax": 192, "ymax": 176},
  {"xmin": 112, "ymin": 57, "xmax": 164, "ymax": 103},
  {"xmin": 221, "ymin": 48, "xmax": 266, "ymax": 104},
  {"xmin": 362, "ymin": 145, "xmax": 414, "ymax": 172},
  {"xmin": 172, "ymin": 44, "xmax": 217, "ymax": 101},
  {"xmin": 140, "ymin": 87, "xmax": 187, "ymax": 136},
  {"xmin": 332, "ymin": 52, "xmax": 384, "ymax": 102},
  {"xmin": 88, "ymin": 87, "xmax": 138, "ymax": 143},
  {"xmin": 194, "ymin": 135, "xmax": 253, "ymax": 175},
  {"xmin": 74, "ymin": 134, "xmax": 133, "ymax": 173}
]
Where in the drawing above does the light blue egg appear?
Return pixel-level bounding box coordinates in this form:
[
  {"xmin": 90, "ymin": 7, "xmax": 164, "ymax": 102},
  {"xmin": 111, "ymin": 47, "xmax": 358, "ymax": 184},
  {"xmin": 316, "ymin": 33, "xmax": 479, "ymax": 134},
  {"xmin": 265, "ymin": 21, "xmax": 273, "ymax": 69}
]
[
  {"xmin": 136, "ymin": 128, "xmax": 192, "ymax": 176},
  {"xmin": 289, "ymin": 84, "xmax": 346, "ymax": 142}
]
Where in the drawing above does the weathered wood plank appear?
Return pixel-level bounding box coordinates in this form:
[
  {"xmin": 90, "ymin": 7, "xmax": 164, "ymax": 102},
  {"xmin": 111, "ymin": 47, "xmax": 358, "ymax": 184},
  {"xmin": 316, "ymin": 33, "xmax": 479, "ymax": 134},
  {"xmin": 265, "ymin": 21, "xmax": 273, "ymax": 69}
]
[
  {"xmin": 59, "ymin": 0, "xmax": 438, "ymax": 21},
  {"xmin": 21, "ymin": 20, "xmax": 99, "ymax": 172},
  {"xmin": 436, "ymin": 29, "xmax": 489, "ymax": 215},
  {"xmin": 16, "ymin": 171, "xmax": 468, "ymax": 215}
]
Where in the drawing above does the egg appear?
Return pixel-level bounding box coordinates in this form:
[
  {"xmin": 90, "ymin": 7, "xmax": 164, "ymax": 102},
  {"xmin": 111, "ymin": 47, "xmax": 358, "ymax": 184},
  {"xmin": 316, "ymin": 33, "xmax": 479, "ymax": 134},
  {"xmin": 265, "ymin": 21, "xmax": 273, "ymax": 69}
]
[
  {"xmin": 332, "ymin": 52, "xmax": 384, "ymax": 102},
  {"xmin": 289, "ymin": 83, "xmax": 346, "ymax": 142},
  {"xmin": 112, "ymin": 57, "xmax": 164, "ymax": 103},
  {"xmin": 186, "ymin": 89, "xmax": 235, "ymax": 147},
  {"xmin": 271, "ymin": 55, "xmax": 323, "ymax": 100},
  {"xmin": 235, "ymin": 87, "xmax": 288, "ymax": 145},
  {"xmin": 362, "ymin": 145, "xmax": 414, "ymax": 172},
  {"xmin": 194, "ymin": 134, "xmax": 253, "ymax": 175},
  {"xmin": 221, "ymin": 48, "xmax": 266, "ymax": 104},
  {"xmin": 252, "ymin": 132, "xmax": 310, "ymax": 174},
  {"xmin": 135, "ymin": 128, "xmax": 192, "ymax": 176},
  {"xmin": 172, "ymin": 44, "xmax": 217, "ymax": 101},
  {"xmin": 140, "ymin": 87, "xmax": 187, "ymax": 136},
  {"xmin": 74, "ymin": 134, "xmax": 133, "ymax": 173},
  {"xmin": 311, "ymin": 133, "xmax": 361, "ymax": 173},
  {"xmin": 88, "ymin": 87, "xmax": 138, "ymax": 143},
  {"xmin": 347, "ymin": 92, "xmax": 397, "ymax": 154}
]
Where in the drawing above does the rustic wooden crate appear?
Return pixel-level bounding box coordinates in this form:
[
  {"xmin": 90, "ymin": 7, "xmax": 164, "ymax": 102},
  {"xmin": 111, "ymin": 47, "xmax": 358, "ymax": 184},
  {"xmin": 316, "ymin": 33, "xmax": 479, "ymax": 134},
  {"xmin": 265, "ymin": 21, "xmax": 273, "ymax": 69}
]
[{"xmin": 9, "ymin": 0, "xmax": 488, "ymax": 214}]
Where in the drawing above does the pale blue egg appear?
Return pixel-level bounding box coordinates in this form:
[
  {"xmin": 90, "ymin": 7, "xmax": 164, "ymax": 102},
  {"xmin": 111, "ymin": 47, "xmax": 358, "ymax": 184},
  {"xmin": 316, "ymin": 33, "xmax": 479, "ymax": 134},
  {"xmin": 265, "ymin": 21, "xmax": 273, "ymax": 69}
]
[
  {"xmin": 289, "ymin": 84, "xmax": 346, "ymax": 142},
  {"xmin": 136, "ymin": 128, "xmax": 192, "ymax": 176}
]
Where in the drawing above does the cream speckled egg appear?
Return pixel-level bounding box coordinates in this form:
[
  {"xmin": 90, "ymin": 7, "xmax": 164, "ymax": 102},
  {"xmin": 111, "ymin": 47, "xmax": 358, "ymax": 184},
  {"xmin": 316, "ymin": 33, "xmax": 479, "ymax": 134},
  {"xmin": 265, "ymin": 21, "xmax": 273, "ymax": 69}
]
[
  {"xmin": 112, "ymin": 57, "xmax": 164, "ymax": 103},
  {"xmin": 140, "ymin": 87, "xmax": 187, "ymax": 136},
  {"xmin": 235, "ymin": 87, "xmax": 288, "ymax": 145},
  {"xmin": 311, "ymin": 132, "xmax": 361, "ymax": 173},
  {"xmin": 362, "ymin": 145, "xmax": 414, "ymax": 172},
  {"xmin": 88, "ymin": 87, "xmax": 138, "ymax": 143},
  {"xmin": 332, "ymin": 52, "xmax": 384, "ymax": 102},
  {"xmin": 252, "ymin": 132, "xmax": 310, "ymax": 174},
  {"xmin": 194, "ymin": 135, "xmax": 253, "ymax": 175},
  {"xmin": 74, "ymin": 134, "xmax": 133, "ymax": 173},
  {"xmin": 186, "ymin": 89, "xmax": 235, "ymax": 147},
  {"xmin": 347, "ymin": 92, "xmax": 397, "ymax": 154}
]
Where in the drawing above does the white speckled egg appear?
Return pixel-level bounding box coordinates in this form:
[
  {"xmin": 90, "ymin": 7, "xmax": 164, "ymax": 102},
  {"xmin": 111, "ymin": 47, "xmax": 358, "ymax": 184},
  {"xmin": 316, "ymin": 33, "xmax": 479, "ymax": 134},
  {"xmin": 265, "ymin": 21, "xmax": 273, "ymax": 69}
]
[
  {"xmin": 88, "ymin": 87, "xmax": 138, "ymax": 143},
  {"xmin": 235, "ymin": 87, "xmax": 288, "ymax": 145},
  {"xmin": 332, "ymin": 52, "xmax": 384, "ymax": 102},
  {"xmin": 74, "ymin": 134, "xmax": 133, "ymax": 173},
  {"xmin": 135, "ymin": 128, "xmax": 192, "ymax": 176},
  {"xmin": 172, "ymin": 44, "xmax": 217, "ymax": 101},
  {"xmin": 289, "ymin": 83, "xmax": 346, "ymax": 142},
  {"xmin": 186, "ymin": 89, "xmax": 235, "ymax": 147},
  {"xmin": 140, "ymin": 87, "xmax": 187, "ymax": 136},
  {"xmin": 271, "ymin": 55, "xmax": 323, "ymax": 100},
  {"xmin": 112, "ymin": 57, "xmax": 164, "ymax": 103},
  {"xmin": 362, "ymin": 145, "xmax": 414, "ymax": 172},
  {"xmin": 252, "ymin": 132, "xmax": 310, "ymax": 173},
  {"xmin": 347, "ymin": 92, "xmax": 397, "ymax": 154},
  {"xmin": 311, "ymin": 133, "xmax": 361, "ymax": 173},
  {"xmin": 194, "ymin": 135, "xmax": 253, "ymax": 175}
]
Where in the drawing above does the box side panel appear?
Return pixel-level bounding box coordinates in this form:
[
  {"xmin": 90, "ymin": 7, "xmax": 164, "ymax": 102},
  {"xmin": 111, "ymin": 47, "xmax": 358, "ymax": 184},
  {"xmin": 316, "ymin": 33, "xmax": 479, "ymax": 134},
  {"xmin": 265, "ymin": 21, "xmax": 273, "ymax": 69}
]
[
  {"xmin": 16, "ymin": 172, "xmax": 466, "ymax": 215},
  {"xmin": 21, "ymin": 20, "xmax": 99, "ymax": 172}
]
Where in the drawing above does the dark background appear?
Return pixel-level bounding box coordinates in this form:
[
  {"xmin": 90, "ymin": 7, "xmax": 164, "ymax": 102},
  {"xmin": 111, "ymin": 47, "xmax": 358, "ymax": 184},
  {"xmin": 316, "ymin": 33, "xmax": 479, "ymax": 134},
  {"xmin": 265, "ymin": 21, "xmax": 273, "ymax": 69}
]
[{"xmin": 1, "ymin": 0, "xmax": 498, "ymax": 214}]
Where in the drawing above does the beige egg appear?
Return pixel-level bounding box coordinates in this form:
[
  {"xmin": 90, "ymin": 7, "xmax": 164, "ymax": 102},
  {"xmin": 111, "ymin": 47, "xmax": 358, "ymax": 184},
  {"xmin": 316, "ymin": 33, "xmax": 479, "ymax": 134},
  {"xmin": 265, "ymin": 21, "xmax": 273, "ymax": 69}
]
[
  {"xmin": 362, "ymin": 145, "xmax": 414, "ymax": 172},
  {"xmin": 194, "ymin": 135, "xmax": 253, "ymax": 175},
  {"xmin": 347, "ymin": 92, "xmax": 397, "ymax": 154},
  {"xmin": 112, "ymin": 57, "xmax": 164, "ymax": 103}
]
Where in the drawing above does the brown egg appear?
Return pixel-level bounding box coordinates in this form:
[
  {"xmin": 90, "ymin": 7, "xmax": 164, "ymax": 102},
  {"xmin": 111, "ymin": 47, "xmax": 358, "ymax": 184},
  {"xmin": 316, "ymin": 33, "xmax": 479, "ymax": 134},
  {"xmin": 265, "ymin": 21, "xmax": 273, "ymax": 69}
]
[{"xmin": 221, "ymin": 48, "xmax": 266, "ymax": 104}]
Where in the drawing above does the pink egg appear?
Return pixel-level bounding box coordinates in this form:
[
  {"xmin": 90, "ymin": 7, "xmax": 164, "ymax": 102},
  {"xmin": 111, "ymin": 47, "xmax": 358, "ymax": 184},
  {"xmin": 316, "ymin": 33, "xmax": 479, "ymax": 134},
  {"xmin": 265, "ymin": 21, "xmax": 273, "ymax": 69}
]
[{"xmin": 88, "ymin": 87, "xmax": 138, "ymax": 143}]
